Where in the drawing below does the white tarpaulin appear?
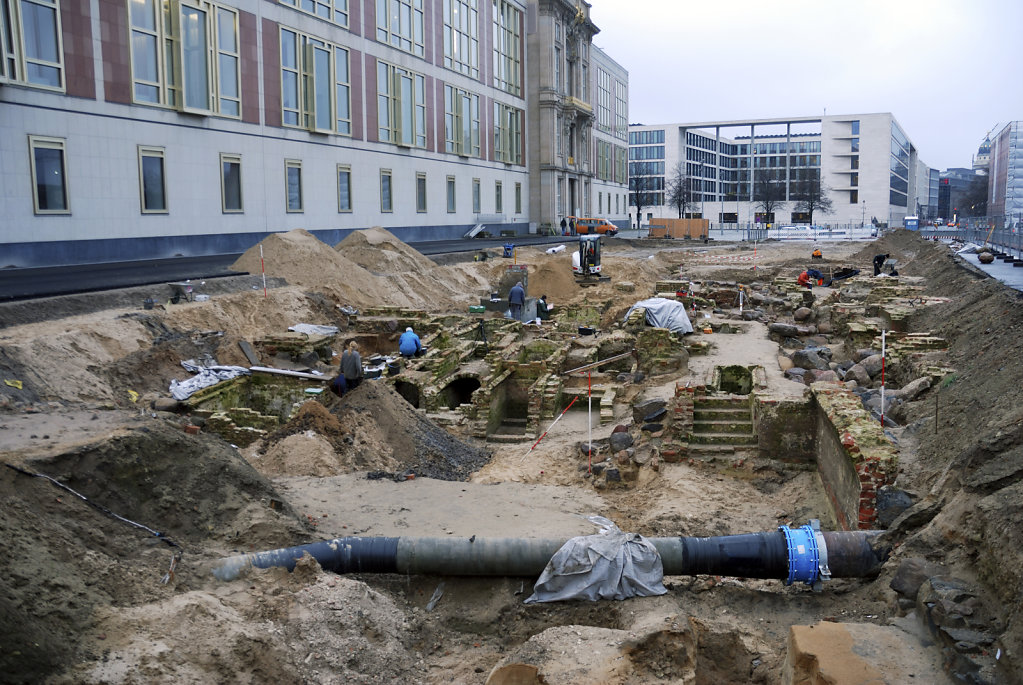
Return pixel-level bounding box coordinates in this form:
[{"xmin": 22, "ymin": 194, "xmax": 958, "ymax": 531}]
[
  {"xmin": 524, "ymin": 516, "xmax": 668, "ymax": 603},
  {"xmin": 288, "ymin": 323, "xmax": 340, "ymax": 336},
  {"xmin": 169, "ymin": 361, "xmax": 251, "ymax": 401},
  {"xmin": 623, "ymin": 297, "xmax": 694, "ymax": 334}
]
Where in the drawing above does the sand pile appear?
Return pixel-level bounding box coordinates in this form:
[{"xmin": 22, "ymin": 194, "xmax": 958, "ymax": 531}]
[
  {"xmin": 233, "ymin": 228, "xmax": 491, "ymax": 312},
  {"xmin": 231, "ymin": 229, "xmax": 390, "ymax": 309}
]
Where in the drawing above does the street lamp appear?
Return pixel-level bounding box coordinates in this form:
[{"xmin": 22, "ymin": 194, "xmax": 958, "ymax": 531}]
[{"xmin": 861, "ymin": 200, "xmax": 866, "ymax": 233}]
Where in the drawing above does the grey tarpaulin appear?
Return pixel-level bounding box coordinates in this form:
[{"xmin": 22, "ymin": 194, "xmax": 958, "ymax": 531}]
[
  {"xmin": 524, "ymin": 516, "xmax": 668, "ymax": 603},
  {"xmin": 288, "ymin": 323, "xmax": 340, "ymax": 336},
  {"xmin": 169, "ymin": 361, "xmax": 250, "ymax": 401},
  {"xmin": 623, "ymin": 297, "xmax": 694, "ymax": 334}
]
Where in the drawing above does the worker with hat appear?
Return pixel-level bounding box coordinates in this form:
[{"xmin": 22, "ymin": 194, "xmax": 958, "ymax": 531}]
[{"xmin": 399, "ymin": 327, "xmax": 424, "ymax": 358}]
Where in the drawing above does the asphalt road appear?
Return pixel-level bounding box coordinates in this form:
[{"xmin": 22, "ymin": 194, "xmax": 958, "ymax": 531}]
[{"xmin": 0, "ymin": 234, "xmax": 578, "ymax": 302}]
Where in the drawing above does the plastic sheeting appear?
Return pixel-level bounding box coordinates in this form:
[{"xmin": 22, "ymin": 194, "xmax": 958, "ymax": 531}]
[
  {"xmin": 288, "ymin": 324, "xmax": 340, "ymax": 336},
  {"xmin": 622, "ymin": 297, "xmax": 694, "ymax": 334},
  {"xmin": 524, "ymin": 516, "xmax": 668, "ymax": 603},
  {"xmin": 169, "ymin": 360, "xmax": 250, "ymax": 401}
]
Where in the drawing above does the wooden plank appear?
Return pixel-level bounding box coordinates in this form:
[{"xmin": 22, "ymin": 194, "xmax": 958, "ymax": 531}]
[
  {"xmin": 238, "ymin": 340, "xmax": 260, "ymax": 366},
  {"xmin": 248, "ymin": 366, "xmax": 329, "ymax": 381}
]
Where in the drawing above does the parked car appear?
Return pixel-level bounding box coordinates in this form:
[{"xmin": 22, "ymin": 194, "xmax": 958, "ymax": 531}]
[{"xmin": 567, "ymin": 217, "xmax": 619, "ymax": 236}]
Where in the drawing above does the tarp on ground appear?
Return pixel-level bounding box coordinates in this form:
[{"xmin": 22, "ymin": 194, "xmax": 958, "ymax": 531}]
[
  {"xmin": 623, "ymin": 297, "xmax": 694, "ymax": 334},
  {"xmin": 169, "ymin": 360, "xmax": 251, "ymax": 401},
  {"xmin": 524, "ymin": 516, "xmax": 668, "ymax": 603}
]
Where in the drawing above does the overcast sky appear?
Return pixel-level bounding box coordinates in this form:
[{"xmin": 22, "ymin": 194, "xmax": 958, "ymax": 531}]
[{"xmin": 590, "ymin": 0, "xmax": 1023, "ymax": 171}]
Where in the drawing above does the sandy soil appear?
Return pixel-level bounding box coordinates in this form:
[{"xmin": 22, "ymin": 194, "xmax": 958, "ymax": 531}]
[{"xmin": 1, "ymin": 229, "xmax": 1020, "ymax": 684}]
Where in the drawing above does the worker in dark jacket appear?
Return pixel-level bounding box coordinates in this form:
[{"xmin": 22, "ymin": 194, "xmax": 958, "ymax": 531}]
[
  {"xmin": 399, "ymin": 327, "xmax": 423, "ymax": 357},
  {"xmin": 536, "ymin": 295, "xmax": 551, "ymax": 320},
  {"xmin": 508, "ymin": 281, "xmax": 525, "ymax": 321},
  {"xmin": 873, "ymin": 253, "xmax": 890, "ymax": 276},
  {"xmin": 341, "ymin": 341, "xmax": 363, "ymax": 390}
]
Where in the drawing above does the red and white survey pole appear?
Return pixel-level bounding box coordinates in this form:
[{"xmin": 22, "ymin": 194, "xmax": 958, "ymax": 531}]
[{"xmin": 880, "ymin": 329, "xmax": 886, "ymax": 425}]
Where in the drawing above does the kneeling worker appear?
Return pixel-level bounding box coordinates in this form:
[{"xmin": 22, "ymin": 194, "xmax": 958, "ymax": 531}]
[
  {"xmin": 537, "ymin": 295, "xmax": 551, "ymax": 321},
  {"xmin": 399, "ymin": 327, "xmax": 424, "ymax": 358}
]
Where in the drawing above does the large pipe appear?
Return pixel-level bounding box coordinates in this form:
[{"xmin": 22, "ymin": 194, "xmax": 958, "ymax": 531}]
[{"xmin": 212, "ymin": 522, "xmax": 886, "ymax": 589}]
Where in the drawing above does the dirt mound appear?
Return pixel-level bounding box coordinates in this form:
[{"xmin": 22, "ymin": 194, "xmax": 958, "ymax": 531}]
[
  {"xmin": 251, "ymin": 400, "xmax": 354, "ymax": 478},
  {"xmin": 231, "ymin": 229, "xmax": 395, "ymax": 309},
  {"xmin": 0, "ymin": 419, "xmax": 306, "ymax": 683},
  {"xmin": 327, "ymin": 381, "xmax": 492, "ymax": 480},
  {"xmin": 231, "ymin": 228, "xmax": 492, "ymax": 313},
  {"xmin": 335, "ymin": 226, "xmax": 437, "ymax": 273}
]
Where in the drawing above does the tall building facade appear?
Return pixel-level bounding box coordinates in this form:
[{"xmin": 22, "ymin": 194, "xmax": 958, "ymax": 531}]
[
  {"xmin": 1, "ymin": 0, "xmax": 622, "ymax": 268},
  {"xmin": 628, "ymin": 113, "xmax": 933, "ymax": 228},
  {"xmin": 525, "ymin": 0, "xmax": 627, "ymax": 232},
  {"xmin": 988, "ymin": 121, "xmax": 1022, "ymax": 225}
]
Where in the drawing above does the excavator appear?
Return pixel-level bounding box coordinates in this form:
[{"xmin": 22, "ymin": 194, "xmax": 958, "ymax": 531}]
[{"xmin": 572, "ymin": 235, "xmax": 610, "ymax": 286}]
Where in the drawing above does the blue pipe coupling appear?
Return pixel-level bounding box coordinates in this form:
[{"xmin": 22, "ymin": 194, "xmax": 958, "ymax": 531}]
[{"xmin": 779, "ymin": 519, "xmax": 831, "ymax": 589}]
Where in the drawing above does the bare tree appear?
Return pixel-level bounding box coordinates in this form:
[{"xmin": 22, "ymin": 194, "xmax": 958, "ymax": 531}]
[
  {"xmin": 792, "ymin": 173, "xmax": 834, "ymax": 225},
  {"xmin": 629, "ymin": 175, "xmax": 659, "ymax": 228},
  {"xmin": 753, "ymin": 169, "xmax": 786, "ymax": 224},
  {"xmin": 666, "ymin": 161, "xmax": 698, "ymax": 219}
]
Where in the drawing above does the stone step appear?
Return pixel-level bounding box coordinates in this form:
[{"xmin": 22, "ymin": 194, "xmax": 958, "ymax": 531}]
[
  {"xmin": 695, "ymin": 396, "xmax": 751, "ymax": 409},
  {"xmin": 691, "ymin": 420, "xmax": 754, "ymax": 435},
  {"xmin": 689, "ymin": 432, "xmax": 758, "ymax": 447},
  {"xmin": 486, "ymin": 432, "xmax": 534, "ymax": 444},
  {"xmin": 693, "ymin": 407, "xmax": 750, "ymax": 421}
]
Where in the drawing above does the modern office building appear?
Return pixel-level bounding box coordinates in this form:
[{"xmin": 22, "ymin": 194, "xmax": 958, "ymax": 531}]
[
  {"xmin": 988, "ymin": 121, "xmax": 1022, "ymax": 225},
  {"xmin": 937, "ymin": 168, "xmax": 984, "ymax": 221},
  {"xmin": 1, "ymin": 0, "xmax": 624, "ymax": 267},
  {"xmin": 628, "ymin": 113, "xmax": 934, "ymax": 228}
]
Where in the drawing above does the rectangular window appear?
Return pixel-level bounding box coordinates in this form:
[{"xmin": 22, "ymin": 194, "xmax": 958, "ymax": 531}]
[
  {"xmin": 337, "ymin": 164, "xmax": 352, "ymax": 212},
  {"xmin": 285, "ymin": 159, "xmax": 302, "ymax": 212},
  {"xmin": 514, "ymin": 182, "xmax": 521, "ymax": 214},
  {"xmin": 492, "ymin": 0, "xmax": 521, "ymax": 96},
  {"xmin": 614, "ymin": 80, "xmax": 628, "ymax": 141},
  {"xmin": 377, "ymin": 61, "xmax": 426, "ymax": 147},
  {"xmin": 447, "ymin": 175, "xmax": 456, "ymax": 213},
  {"xmin": 128, "ymin": 0, "xmax": 239, "ymax": 116},
  {"xmin": 1, "ymin": 0, "xmax": 64, "ymax": 89},
  {"xmin": 598, "ymin": 192, "xmax": 602, "ymax": 215},
  {"xmin": 596, "ymin": 69, "xmax": 611, "ymax": 134},
  {"xmin": 553, "ymin": 46, "xmax": 560, "ymax": 93},
  {"xmin": 495, "ymin": 181, "xmax": 502, "ymax": 214},
  {"xmin": 280, "ymin": 27, "xmax": 351, "ymax": 134},
  {"xmin": 376, "ymin": 0, "xmax": 424, "ymax": 57},
  {"xmin": 28, "ymin": 135, "xmax": 68, "ymax": 214},
  {"xmin": 472, "ymin": 178, "xmax": 481, "ymax": 213},
  {"xmin": 279, "ymin": 0, "xmax": 348, "ymax": 26},
  {"xmin": 444, "ymin": 85, "xmax": 480, "ymax": 157},
  {"xmin": 416, "ymin": 172, "xmax": 427, "ymax": 213},
  {"xmin": 494, "ymin": 102, "xmax": 522, "ymax": 165},
  {"xmin": 380, "ymin": 169, "xmax": 393, "ymax": 212},
  {"xmin": 138, "ymin": 146, "xmax": 167, "ymax": 214},
  {"xmin": 850, "ymin": 189, "xmax": 858, "ymax": 204},
  {"xmin": 443, "ymin": 0, "xmax": 478, "ymax": 77},
  {"xmin": 220, "ymin": 153, "xmax": 242, "ymax": 213}
]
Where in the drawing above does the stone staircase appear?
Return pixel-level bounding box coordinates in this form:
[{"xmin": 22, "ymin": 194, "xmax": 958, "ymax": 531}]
[
  {"xmin": 488, "ymin": 417, "xmax": 533, "ymax": 443},
  {"xmin": 689, "ymin": 395, "xmax": 757, "ymax": 454}
]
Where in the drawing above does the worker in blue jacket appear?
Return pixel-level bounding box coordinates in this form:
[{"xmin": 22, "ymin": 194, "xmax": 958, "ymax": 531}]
[
  {"xmin": 508, "ymin": 281, "xmax": 525, "ymax": 321},
  {"xmin": 399, "ymin": 327, "xmax": 423, "ymax": 357}
]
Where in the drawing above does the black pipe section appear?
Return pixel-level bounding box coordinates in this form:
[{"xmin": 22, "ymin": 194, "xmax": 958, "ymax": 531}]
[{"xmin": 212, "ymin": 529, "xmax": 887, "ymax": 583}]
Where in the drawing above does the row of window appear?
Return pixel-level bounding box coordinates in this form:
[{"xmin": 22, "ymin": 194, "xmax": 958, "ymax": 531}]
[
  {"xmin": 594, "ymin": 140, "xmax": 627, "ymax": 184},
  {"xmin": 628, "ymin": 129, "xmax": 664, "ymax": 145},
  {"xmin": 596, "ymin": 190, "xmax": 626, "ymax": 216},
  {"xmin": 629, "ymin": 145, "xmax": 664, "ymax": 161},
  {"xmin": 25, "ymin": 135, "xmax": 521, "ymax": 216},
  {"xmin": 3, "ymin": 1, "xmax": 525, "ymax": 135}
]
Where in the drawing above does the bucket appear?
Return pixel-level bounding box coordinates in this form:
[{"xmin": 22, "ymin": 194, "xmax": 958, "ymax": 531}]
[
  {"xmin": 387, "ymin": 362, "xmax": 401, "ymax": 376},
  {"xmin": 143, "ymin": 298, "xmax": 155, "ymax": 310}
]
